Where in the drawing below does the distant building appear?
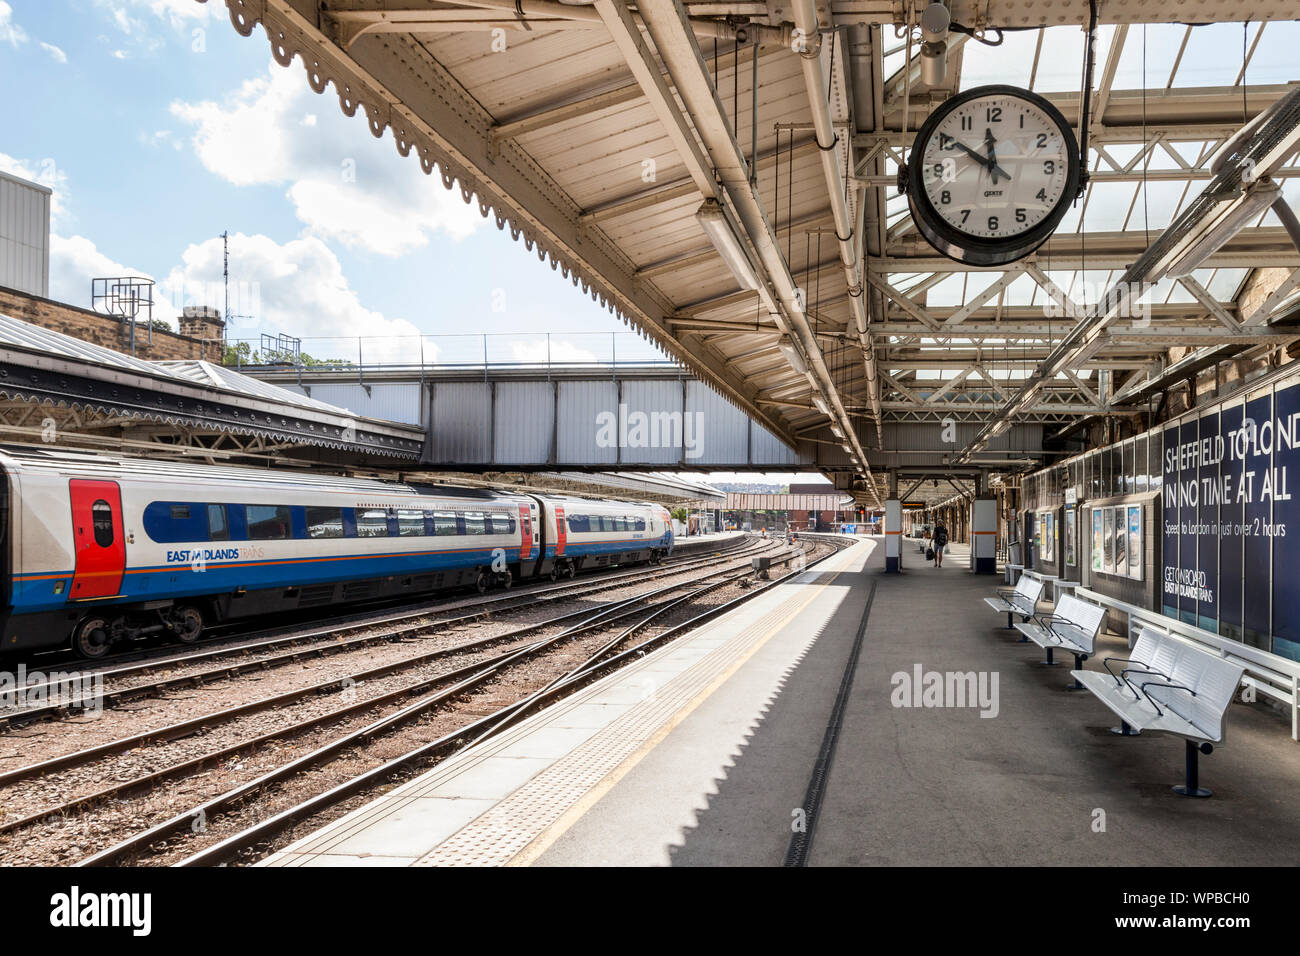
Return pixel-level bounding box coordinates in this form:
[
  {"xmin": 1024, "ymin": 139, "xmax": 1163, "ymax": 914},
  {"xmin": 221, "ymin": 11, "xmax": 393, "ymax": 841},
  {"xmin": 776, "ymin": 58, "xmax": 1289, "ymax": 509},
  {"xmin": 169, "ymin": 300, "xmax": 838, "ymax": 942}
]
[{"xmin": 0, "ymin": 170, "xmax": 51, "ymax": 298}]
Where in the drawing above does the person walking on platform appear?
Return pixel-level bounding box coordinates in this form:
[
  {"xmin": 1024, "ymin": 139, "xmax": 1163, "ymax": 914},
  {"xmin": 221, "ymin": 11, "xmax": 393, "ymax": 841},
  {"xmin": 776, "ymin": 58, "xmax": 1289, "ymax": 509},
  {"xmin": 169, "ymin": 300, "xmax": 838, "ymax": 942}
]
[{"xmin": 932, "ymin": 521, "xmax": 948, "ymax": 568}]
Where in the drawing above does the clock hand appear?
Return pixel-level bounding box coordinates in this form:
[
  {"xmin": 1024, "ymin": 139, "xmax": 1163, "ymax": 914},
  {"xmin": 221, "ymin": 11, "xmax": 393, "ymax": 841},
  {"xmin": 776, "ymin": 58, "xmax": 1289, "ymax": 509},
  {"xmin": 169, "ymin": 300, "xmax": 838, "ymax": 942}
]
[
  {"xmin": 952, "ymin": 138, "xmax": 1014, "ymax": 184},
  {"xmin": 952, "ymin": 140, "xmax": 991, "ymax": 168},
  {"xmin": 984, "ymin": 128, "xmax": 1000, "ymax": 185}
]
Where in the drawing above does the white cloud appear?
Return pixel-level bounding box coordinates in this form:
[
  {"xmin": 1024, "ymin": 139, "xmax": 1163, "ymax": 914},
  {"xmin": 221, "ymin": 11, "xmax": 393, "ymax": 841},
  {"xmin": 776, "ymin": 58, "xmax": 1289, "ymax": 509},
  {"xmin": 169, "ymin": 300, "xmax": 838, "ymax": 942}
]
[
  {"xmin": 40, "ymin": 41, "xmax": 66, "ymax": 63},
  {"xmin": 0, "ymin": 1, "xmax": 27, "ymax": 47},
  {"xmin": 158, "ymin": 233, "xmax": 427, "ymax": 362},
  {"xmin": 172, "ymin": 64, "xmax": 481, "ymax": 256},
  {"xmin": 50, "ymin": 235, "xmax": 179, "ymax": 327}
]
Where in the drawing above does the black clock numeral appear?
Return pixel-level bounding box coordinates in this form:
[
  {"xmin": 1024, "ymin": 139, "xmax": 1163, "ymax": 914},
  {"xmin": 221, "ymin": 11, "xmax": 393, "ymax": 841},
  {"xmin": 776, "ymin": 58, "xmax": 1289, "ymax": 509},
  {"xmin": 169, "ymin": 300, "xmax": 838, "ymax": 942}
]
[
  {"xmin": 988, "ymin": 215, "xmax": 999, "ymax": 231},
  {"xmin": 960, "ymin": 209, "xmax": 970, "ymax": 224},
  {"xmin": 1035, "ymin": 188, "xmax": 1047, "ymax": 202},
  {"xmin": 1036, "ymin": 133, "xmax": 1048, "ymax": 148},
  {"xmin": 933, "ymin": 163, "xmax": 944, "ymax": 178},
  {"xmin": 1019, "ymin": 113, "xmax": 1025, "ymax": 128},
  {"xmin": 1043, "ymin": 160, "xmax": 1056, "ymax": 175},
  {"xmin": 960, "ymin": 115, "xmax": 972, "ymax": 131},
  {"xmin": 940, "ymin": 189, "xmax": 951, "ymax": 205},
  {"xmin": 1016, "ymin": 208, "xmax": 1027, "ymax": 224},
  {"xmin": 986, "ymin": 107, "xmax": 1002, "ymax": 123}
]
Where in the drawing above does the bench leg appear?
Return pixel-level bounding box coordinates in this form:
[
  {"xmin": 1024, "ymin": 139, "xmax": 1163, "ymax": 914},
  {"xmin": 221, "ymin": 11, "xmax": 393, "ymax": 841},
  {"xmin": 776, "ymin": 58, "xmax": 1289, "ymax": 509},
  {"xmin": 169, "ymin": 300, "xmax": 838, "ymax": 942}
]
[
  {"xmin": 1172, "ymin": 741, "xmax": 1213, "ymax": 798},
  {"xmin": 1110, "ymin": 720, "xmax": 1140, "ymax": 736},
  {"xmin": 1065, "ymin": 654, "xmax": 1086, "ymax": 691},
  {"xmin": 1041, "ymin": 646, "xmax": 1056, "ymax": 665},
  {"xmin": 1016, "ymin": 615, "xmax": 1030, "ymax": 640}
]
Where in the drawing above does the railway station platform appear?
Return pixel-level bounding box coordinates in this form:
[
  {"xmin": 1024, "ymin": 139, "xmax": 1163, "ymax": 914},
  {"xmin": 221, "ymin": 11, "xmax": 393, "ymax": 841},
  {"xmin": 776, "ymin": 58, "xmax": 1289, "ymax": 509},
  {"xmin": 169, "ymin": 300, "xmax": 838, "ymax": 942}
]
[{"xmin": 262, "ymin": 535, "xmax": 1300, "ymax": 867}]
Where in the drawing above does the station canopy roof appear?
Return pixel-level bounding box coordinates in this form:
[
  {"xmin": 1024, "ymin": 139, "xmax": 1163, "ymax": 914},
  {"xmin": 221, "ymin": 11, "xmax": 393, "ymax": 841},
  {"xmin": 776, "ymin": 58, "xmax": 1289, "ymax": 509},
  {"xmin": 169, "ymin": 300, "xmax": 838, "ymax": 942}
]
[
  {"xmin": 204, "ymin": 1, "xmax": 1300, "ymax": 503},
  {"xmin": 0, "ymin": 313, "xmax": 424, "ymax": 461}
]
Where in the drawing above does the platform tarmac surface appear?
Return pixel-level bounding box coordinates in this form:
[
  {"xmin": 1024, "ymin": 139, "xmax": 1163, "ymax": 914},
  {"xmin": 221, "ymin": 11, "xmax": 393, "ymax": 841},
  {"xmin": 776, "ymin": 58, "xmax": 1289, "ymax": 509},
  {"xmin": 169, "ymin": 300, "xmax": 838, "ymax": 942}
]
[
  {"xmin": 263, "ymin": 537, "xmax": 1300, "ymax": 866},
  {"xmin": 541, "ymin": 543, "xmax": 1300, "ymax": 866}
]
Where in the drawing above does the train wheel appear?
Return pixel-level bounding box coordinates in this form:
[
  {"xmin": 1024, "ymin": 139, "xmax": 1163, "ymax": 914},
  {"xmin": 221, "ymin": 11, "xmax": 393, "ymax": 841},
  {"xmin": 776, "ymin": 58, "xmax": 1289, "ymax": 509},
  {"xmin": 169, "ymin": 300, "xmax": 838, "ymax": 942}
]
[
  {"xmin": 173, "ymin": 606, "xmax": 203, "ymax": 644},
  {"xmin": 475, "ymin": 570, "xmax": 491, "ymax": 593},
  {"xmin": 500, "ymin": 573, "xmax": 513, "ymax": 590},
  {"xmin": 73, "ymin": 617, "xmax": 113, "ymax": 659},
  {"xmin": 564, "ymin": 564, "xmax": 576, "ymax": 580},
  {"xmin": 548, "ymin": 567, "xmax": 558, "ymax": 582}
]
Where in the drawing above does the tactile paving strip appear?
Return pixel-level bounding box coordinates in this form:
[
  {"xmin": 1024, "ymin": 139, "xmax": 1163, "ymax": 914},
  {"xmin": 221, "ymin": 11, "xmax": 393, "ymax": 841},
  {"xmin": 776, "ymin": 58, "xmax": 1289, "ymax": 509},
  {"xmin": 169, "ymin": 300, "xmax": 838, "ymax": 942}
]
[
  {"xmin": 263, "ymin": 541, "xmax": 867, "ymax": 866},
  {"xmin": 413, "ymin": 545, "xmax": 865, "ymax": 866}
]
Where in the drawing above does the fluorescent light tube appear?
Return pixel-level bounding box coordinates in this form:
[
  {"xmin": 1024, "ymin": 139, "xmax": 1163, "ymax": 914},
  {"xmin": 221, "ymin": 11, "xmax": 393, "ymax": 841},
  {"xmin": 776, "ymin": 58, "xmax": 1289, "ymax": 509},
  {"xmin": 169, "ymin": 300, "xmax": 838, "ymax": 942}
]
[
  {"xmin": 696, "ymin": 199, "xmax": 759, "ymax": 290},
  {"xmin": 779, "ymin": 342, "xmax": 807, "ymax": 375},
  {"xmin": 1162, "ymin": 181, "xmax": 1282, "ymax": 279}
]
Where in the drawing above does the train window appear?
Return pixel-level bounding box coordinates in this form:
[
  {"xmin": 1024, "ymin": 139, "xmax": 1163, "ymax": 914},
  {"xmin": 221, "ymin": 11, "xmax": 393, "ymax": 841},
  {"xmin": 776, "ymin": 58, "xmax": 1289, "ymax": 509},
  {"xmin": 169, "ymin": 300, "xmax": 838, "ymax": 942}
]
[
  {"xmin": 599, "ymin": 516, "xmax": 614, "ymax": 532},
  {"xmin": 91, "ymin": 500, "xmax": 114, "ymax": 548},
  {"xmin": 247, "ymin": 505, "xmax": 291, "ymax": 540},
  {"xmin": 432, "ymin": 512, "xmax": 459, "ymax": 536},
  {"xmin": 397, "ymin": 510, "xmax": 425, "ymax": 536},
  {"xmin": 634, "ymin": 517, "xmax": 646, "ymax": 531},
  {"xmin": 356, "ymin": 509, "xmax": 389, "ymax": 537},
  {"xmin": 567, "ymin": 514, "xmax": 590, "ymax": 533},
  {"xmin": 208, "ymin": 504, "xmax": 229, "ymax": 541},
  {"xmin": 462, "ymin": 512, "xmax": 487, "ymax": 535},
  {"xmin": 488, "ymin": 513, "xmax": 515, "ymax": 535},
  {"xmin": 170, "ymin": 505, "xmax": 190, "ymax": 520},
  {"xmin": 306, "ymin": 506, "xmax": 345, "ymax": 538}
]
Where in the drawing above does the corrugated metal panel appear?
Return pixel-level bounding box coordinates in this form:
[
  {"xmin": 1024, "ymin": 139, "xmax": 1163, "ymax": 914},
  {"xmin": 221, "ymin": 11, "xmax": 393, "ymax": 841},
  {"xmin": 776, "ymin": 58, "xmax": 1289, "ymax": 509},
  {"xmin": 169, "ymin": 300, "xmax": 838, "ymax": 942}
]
[
  {"xmin": 275, "ymin": 382, "xmax": 422, "ymax": 425},
  {"xmin": 494, "ymin": 381, "xmax": 554, "ymax": 464},
  {"xmin": 0, "ymin": 173, "xmax": 50, "ymax": 298},
  {"xmin": 686, "ymin": 381, "xmax": 749, "ymax": 464},
  {"xmin": 429, "ymin": 382, "xmax": 492, "ymax": 463},
  {"xmin": 749, "ymin": 421, "xmax": 800, "ymax": 466},
  {"xmin": 556, "ymin": 380, "xmax": 618, "ymax": 465},
  {"xmin": 618, "ymin": 379, "xmax": 684, "ymax": 466}
]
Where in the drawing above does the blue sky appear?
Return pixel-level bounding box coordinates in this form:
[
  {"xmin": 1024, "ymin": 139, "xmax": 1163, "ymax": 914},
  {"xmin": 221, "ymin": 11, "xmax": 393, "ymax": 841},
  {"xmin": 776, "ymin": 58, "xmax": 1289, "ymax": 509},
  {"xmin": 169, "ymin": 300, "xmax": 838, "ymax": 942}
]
[{"xmin": 0, "ymin": 0, "xmax": 660, "ymax": 366}]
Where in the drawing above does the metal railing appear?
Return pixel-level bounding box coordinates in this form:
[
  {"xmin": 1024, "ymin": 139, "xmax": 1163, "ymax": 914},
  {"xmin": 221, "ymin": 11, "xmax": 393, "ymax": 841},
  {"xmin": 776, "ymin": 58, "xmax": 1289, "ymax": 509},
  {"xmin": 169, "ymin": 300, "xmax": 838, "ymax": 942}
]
[{"xmin": 225, "ymin": 331, "xmax": 680, "ymax": 375}]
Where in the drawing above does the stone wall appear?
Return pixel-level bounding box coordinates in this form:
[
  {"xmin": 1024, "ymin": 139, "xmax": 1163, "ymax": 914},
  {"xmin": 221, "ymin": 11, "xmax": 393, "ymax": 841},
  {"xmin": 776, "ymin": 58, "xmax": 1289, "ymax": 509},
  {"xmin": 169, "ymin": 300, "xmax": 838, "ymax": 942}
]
[{"xmin": 0, "ymin": 285, "xmax": 223, "ymax": 363}]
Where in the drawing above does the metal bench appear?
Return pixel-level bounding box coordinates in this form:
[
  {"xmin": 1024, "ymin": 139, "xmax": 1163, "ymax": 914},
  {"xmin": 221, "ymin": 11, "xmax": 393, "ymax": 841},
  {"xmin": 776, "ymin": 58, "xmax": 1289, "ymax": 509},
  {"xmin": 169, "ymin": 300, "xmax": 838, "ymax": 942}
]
[
  {"xmin": 1013, "ymin": 593, "xmax": 1107, "ymax": 686},
  {"xmin": 1071, "ymin": 627, "xmax": 1245, "ymax": 797},
  {"xmin": 984, "ymin": 574, "xmax": 1045, "ymax": 630},
  {"xmin": 1004, "ymin": 563, "xmax": 1024, "ymax": 586}
]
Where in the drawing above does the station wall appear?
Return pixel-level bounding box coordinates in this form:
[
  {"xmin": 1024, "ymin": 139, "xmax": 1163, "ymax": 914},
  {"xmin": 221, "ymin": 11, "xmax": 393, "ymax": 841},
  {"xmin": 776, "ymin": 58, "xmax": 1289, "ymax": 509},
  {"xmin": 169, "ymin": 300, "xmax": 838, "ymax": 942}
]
[
  {"xmin": 1024, "ymin": 364, "xmax": 1300, "ymax": 662},
  {"xmin": 0, "ymin": 285, "xmax": 222, "ymax": 363}
]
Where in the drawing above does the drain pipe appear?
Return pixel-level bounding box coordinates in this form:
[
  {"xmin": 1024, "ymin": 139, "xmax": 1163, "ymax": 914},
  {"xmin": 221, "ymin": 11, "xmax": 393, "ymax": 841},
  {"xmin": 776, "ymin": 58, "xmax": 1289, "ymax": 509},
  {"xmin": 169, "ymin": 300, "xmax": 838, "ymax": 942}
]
[{"xmin": 791, "ymin": 0, "xmax": 883, "ymax": 461}]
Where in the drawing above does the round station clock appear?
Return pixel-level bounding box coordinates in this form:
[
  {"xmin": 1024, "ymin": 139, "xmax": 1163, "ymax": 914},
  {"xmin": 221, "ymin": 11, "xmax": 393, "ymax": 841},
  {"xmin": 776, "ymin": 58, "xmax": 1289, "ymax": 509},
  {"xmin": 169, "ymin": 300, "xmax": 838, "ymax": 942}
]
[{"xmin": 904, "ymin": 85, "xmax": 1082, "ymax": 267}]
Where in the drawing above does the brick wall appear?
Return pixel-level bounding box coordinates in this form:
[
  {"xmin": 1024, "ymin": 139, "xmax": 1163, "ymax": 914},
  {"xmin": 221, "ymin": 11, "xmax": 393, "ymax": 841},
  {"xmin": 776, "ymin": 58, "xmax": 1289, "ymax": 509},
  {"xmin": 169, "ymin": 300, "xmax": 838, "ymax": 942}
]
[{"xmin": 0, "ymin": 285, "xmax": 223, "ymax": 363}]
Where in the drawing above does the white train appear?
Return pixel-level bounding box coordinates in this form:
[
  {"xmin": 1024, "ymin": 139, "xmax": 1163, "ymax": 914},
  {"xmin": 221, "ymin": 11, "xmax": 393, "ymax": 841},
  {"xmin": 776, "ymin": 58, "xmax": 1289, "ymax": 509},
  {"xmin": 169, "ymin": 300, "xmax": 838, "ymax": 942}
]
[{"xmin": 0, "ymin": 447, "xmax": 674, "ymax": 657}]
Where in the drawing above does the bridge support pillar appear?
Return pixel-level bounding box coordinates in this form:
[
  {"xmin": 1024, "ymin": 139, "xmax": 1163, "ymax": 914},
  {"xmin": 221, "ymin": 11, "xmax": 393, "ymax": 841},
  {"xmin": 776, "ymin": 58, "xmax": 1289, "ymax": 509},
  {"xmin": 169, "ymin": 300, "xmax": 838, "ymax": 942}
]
[
  {"xmin": 972, "ymin": 496, "xmax": 997, "ymax": 574},
  {"xmin": 885, "ymin": 498, "xmax": 902, "ymax": 573}
]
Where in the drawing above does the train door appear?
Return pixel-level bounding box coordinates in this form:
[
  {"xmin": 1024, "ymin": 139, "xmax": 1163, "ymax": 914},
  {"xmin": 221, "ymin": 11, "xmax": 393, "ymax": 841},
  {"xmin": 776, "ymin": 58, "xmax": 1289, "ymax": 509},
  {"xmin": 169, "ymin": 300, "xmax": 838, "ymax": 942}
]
[
  {"xmin": 554, "ymin": 505, "xmax": 567, "ymax": 557},
  {"xmin": 69, "ymin": 479, "xmax": 125, "ymax": 600},
  {"xmin": 518, "ymin": 504, "xmax": 533, "ymax": 561}
]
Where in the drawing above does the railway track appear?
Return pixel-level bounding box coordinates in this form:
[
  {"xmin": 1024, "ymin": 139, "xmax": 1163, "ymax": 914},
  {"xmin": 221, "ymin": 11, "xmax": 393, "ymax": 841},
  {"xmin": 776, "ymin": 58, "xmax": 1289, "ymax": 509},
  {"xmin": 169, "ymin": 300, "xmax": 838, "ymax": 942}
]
[
  {"xmin": 0, "ymin": 535, "xmax": 772, "ymax": 726},
  {"xmin": 29, "ymin": 537, "xmax": 842, "ymax": 866},
  {"xmin": 3, "ymin": 533, "xmax": 754, "ymax": 677}
]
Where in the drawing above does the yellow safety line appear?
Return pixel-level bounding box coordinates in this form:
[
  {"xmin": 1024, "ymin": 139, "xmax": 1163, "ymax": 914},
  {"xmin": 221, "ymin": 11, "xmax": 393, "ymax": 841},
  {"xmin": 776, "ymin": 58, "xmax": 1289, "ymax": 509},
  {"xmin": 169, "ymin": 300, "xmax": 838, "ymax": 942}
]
[{"xmin": 507, "ymin": 542, "xmax": 866, "ymax": 867}]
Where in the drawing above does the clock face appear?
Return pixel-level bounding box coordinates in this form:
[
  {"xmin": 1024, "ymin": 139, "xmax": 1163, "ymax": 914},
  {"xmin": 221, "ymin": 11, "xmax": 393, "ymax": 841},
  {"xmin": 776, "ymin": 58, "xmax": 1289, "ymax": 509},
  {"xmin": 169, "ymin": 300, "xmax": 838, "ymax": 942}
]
[{"xmin": 906, "ymin": 86, "xmax": 1080, "ymax": 266}]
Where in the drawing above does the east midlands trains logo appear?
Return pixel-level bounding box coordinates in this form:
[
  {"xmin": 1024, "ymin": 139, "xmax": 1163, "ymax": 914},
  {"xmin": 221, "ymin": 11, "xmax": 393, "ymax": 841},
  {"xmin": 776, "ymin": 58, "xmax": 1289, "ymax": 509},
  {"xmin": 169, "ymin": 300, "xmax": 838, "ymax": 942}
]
[{"xmin": 164, "ymin": 546, "xmax": 261, "ymax": 567}]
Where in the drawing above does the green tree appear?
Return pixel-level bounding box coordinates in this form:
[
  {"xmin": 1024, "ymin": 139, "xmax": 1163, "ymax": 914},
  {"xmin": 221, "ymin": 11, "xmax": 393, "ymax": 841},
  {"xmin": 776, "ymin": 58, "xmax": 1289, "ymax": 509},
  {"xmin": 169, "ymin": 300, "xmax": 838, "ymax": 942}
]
[{"xmin": 670, "ymin": 507, "xmax": 689, "ymax": 523}]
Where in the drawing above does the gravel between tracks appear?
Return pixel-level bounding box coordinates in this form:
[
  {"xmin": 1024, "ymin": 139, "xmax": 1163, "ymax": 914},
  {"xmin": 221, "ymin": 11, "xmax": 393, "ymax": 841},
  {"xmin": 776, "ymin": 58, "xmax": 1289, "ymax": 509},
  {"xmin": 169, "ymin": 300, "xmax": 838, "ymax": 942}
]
[{"xmin": 0, "ymin": 540, "xmax": 834, "ymax": 865}]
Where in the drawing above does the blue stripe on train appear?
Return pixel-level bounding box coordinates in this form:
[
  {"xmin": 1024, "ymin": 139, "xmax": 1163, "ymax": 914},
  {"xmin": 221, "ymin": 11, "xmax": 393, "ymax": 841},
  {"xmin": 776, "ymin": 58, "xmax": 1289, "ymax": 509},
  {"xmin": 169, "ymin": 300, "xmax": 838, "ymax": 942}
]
[{"xmin": 12, "ymin": 534, "xmax": 671, "ymax": 615}]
